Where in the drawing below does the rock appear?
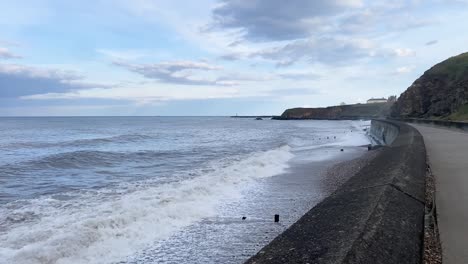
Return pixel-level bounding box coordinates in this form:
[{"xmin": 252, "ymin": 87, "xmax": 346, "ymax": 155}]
[{"xmin": 392, "ymin": 52, "xmax": 468, "ymax": 120}]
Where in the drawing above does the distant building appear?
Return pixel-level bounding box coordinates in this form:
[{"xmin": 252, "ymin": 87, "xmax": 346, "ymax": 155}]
[{"xmin": 367, "ymin": 98, "xmax": 388, "ymax": 104}]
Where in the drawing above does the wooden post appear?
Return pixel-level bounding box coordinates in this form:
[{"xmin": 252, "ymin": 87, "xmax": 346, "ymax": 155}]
[{"xmin": 274, "ymin": 214, "xmax": 279, "ymax": 222}]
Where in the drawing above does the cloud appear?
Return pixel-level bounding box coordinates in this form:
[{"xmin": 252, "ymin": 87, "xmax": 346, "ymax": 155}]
[
  {"xmin": 425, "ymin": 40, "xmax": 438, "ymax": 46},
  {"xmin": 0, "ymin": 63, "xmax": 106, "ymax": 98},
  {"xmin": 0, "ymin": 64, "xmax": 80, "ymax": 80},
  {"xmin": 392, "ymin": 48, "xmax": 416, "ymax": 57},
  {"xmin": 218, "ymin": 53, "xmax": 242, "ymax": 61},
  {"xmin": 394, "ymin": 65, "xmax": 416, "ymax": 75},
  {"xmin": 338, "ymin": 11, "xmax": 376, "ymax": 34},
  {"xmin": 209, "ymin": 0, "xmax": 442, "ymax": 43},
  {"xmin": 277, "ymin": 71, "xmax": 321, "ymax": 80},
  {"xmin": 19, "ymin": 85, "xmax": 243, "ymax": 104},
  {"xmin": 211, "ymin": 0, "xmax": 363, "ymax": 41},
  {"xmin": 113, "ymin": 60, "xmax": 236, "ymax": 86},
  {"xmin": 0, "ymin": 47, "xmax": 22, "ymax": 59},
  {"xmin": 249, "ymin": 37, "xmax": 377, "ymax": 66}
]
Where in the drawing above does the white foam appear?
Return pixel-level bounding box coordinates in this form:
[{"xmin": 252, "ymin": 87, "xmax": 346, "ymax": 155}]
[
  {"xmin": 0, "ymin": 146, "xmax": 293, "ymax": 264},
  {"xmin": 290, "ymin": 120, "xmax": 371, "ymax": 162}
]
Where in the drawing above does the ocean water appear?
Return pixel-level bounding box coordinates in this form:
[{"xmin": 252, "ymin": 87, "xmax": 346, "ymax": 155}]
[{"xmin": 0, "ymin": 117, "xmax": 371, "ymax": 264}]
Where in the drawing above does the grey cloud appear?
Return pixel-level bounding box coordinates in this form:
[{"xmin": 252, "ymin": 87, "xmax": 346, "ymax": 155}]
[
  {"xmin": 389, "ymin": 17, "xmax": 436, "ymax": 31},
  {"xmin": 218, "ymin": 53, "xmax": 242, "ymax": 61},
  {"xmin": 228, "ymin": 40, "xmax": 243, "ymax": 47},
  {"xmin": 338, "ymin": 11, "xmax": 376, "ymax": 34},
  {"xmin": 425, "ymin": 40, "xmax": 438, "ymax": 46},
  {"xmin": 113, "ymin": 60, "xmax": 236, "ymax": 86},
  {"xmin": 0, "ymin": 64, "xmax": 108, "ymax": 98},
  {"xmin": 250, "ymin": 37, "xmax": 375, "ymax": 66},
  {"xmin": 212, "ymin": 0, "xmax": 444, "ymax": 68},
  {"xmin": 331, "ymin": 7, "xmax": 437, "ymax": 36},
  {"xmin": 211, "ymin": 0, "xmax": 363, "ymax": 41},
  {"xmin": 0, "ymin": 48, "xmax": 22, "ymax": 60},
  {"xmin": 211, "ymin": 0, "xmax": 446, "ymax": 44},
  {"xmin": 0, "ymin": 64, "xmax": 84, "ymax": 98}
]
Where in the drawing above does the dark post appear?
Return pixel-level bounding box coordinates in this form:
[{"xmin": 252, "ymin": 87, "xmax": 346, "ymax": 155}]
[{"xmin": 274, "ymin": 214, "xmax": 279, "ymax": 222}]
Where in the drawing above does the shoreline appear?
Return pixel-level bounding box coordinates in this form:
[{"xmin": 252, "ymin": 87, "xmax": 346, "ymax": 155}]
[
  {"xmin": 245, "ymin": 120, "xmax": 427, "ymax": 264},
  {"xmin": 319, "ymin": 147, "xmax": 382, "ymax": 196}
]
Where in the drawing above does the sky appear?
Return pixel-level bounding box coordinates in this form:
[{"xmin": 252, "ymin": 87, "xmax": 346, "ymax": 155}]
[{"xmin": 1, "ymin": 0, "xmax": 468, "ymax": 116}]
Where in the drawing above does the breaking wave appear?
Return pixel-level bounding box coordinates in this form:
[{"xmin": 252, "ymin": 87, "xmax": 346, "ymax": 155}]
[{"xmin": 0, "ymin": 145, "xmax": 293, "ymax": 264}]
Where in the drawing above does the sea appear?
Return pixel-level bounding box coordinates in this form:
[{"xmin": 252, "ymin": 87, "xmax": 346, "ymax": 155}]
[{"xmin": 0, "ymin": 117, "xmax": 371, "ymax": 264}]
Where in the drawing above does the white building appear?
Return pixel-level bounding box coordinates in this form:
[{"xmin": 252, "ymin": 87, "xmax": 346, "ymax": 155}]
[{"xmin": 367, "ymin": 98, "xmax": 388, "ymax": 104}]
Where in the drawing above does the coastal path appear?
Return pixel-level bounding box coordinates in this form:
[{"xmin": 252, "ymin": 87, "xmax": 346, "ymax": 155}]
[{"xmin": 411, "ymin": 124, "xmax": 468, "ymax": 264}]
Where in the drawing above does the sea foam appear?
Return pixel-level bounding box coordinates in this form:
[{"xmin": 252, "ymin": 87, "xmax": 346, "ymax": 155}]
[{"xmin": 0, "ymin": 146, "xmax": 293, "ymax": 264}]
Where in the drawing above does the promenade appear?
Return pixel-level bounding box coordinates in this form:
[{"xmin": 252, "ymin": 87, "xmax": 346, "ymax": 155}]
[{"xmin": 411, "ymin": 124, "xmax": 468, "ymax": 264}]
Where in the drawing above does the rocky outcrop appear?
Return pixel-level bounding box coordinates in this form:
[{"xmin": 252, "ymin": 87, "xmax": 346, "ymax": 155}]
[
  {"xmin": 275, "ymin": 103, "xmax": 391, "ymax": 120},
  {"xmin": 391, "ymin": 52, "xmax": 468, "ymax": 120}
]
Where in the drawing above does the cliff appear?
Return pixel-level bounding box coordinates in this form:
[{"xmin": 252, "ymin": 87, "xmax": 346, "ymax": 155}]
[
  {"xmin": 391, "ymin": 52, "xmax": 468, "ymax": 120},
  {"xmin": 275, "ymin": 103, "xmax": 392, "ymax": 120}
]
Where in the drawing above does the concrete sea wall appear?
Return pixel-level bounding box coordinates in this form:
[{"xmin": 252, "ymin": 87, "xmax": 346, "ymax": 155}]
[
  {"xmin": 370, "ymin": 119, "xmax": 400, "ymax": 145},
  {"xmin": 246, "ymin": 120, "xmax": 427, "ymax": 264}
]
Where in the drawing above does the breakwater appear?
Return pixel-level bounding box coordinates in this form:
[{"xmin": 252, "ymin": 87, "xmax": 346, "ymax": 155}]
[{"xmin": 246, "ymin": 120, "xmax": 427, "ymax": 264}]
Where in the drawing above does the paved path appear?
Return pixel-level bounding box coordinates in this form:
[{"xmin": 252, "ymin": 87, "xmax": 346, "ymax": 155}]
[{"xmin": 411, "ymin": 124, "xmax": 468, "ymax": 264}]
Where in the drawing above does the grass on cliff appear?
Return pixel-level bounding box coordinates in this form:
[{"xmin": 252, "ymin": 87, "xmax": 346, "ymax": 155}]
[
  {"xmin": 447, "ymin": 103, "xmax": 468, "ymax": 121},
  {"xmin": 429, "ymin": 52, "xmax": 468, "ymax": 81},
  {"xmin": 341, "ymin": 103, "xmax": 391, "ymax": 117}
]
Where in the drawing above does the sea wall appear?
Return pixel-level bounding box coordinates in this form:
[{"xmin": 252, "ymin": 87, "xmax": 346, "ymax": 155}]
[
  {"xmin": 370, "ymin": 119, "xmax": 400, "ymax": 145},
  {"xmin": 246, "ymin": 120, "xmax": 427, "ymax": 264}
]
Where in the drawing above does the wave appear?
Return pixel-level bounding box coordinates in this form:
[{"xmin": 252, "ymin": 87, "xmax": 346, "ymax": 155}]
[
  {"xmin": 0, "ymin": 134, "xmax": 153, "ymax": 150},
  {"xmin": 2, "ymin": 148, "xmax": 197, "ymax": 172},
  {"xmin": 63, "ymin": 134, "xmax": 154, "ymax": 147},
  {"xmin": 292, "ymin": 122, "xmax": 370, "ymax": 151},
  {"xmin": 0, "ymin": 145, "xmax": 294, "ymax": 264}
]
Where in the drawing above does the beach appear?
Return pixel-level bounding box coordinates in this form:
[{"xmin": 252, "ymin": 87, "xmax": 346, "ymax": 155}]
[{"xmin": 246, "ymin": 120, "xmax": 427, "ymax": 264}]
